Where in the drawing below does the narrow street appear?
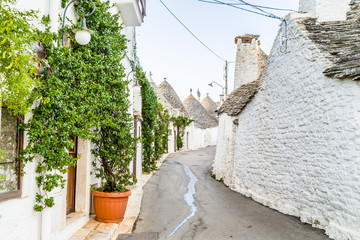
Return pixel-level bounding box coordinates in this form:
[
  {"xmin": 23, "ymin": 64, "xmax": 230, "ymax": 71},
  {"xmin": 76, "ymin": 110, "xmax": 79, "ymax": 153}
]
[{"xmin": 133, "ymin": 146, "xmax": 329, "ymax": 240}]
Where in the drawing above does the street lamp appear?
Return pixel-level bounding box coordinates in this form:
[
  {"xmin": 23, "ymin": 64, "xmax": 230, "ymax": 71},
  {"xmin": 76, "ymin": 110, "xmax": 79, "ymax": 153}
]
[
  {"xmin": 208, "ymin": 81, "xmax": 224, "ymax": 93},
  {"xmin": 61, "ymin": 0, "xmax": 96, "ymax": 46}
]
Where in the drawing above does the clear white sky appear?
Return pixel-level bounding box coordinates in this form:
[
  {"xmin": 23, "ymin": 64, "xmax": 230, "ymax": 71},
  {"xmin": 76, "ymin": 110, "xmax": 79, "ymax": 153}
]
[{"xmin": 137, "ymin": 0, "xmax": 299, "ymax": 103}]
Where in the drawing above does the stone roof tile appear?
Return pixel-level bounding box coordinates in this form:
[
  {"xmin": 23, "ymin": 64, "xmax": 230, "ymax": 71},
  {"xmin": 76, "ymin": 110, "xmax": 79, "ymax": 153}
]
[
  {"xmin": 201, "ymin": 94, "xmax": 218, "ymax": 120},
  {"xmin": 158, "ymin": 80, "xmax": 188, "ymax": 117},
  {"xmin": 299, "ymin": 2, "xmax": 360, "ymax": 80},
  {"xmin": 218, "ymin": 81, "xmax": 259, "ymax": 116},
  {"xmin": 183, "ymin": 94, "xmax": 218, "ymax": 129}
]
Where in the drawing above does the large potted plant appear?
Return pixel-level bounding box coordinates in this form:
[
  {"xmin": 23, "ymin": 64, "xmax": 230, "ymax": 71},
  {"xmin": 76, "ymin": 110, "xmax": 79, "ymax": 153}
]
[
  {"xmin": 79, "ymin": 0, "xmax": 137, "ymax": 223},
  {"xmin": 91, "ymin": 115, "xmax": 137, "ymax": 222}
]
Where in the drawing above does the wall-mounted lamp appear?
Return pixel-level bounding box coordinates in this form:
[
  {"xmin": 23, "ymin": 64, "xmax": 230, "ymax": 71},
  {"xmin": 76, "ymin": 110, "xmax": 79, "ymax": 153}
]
[
  {"xmin": 208, "ymin": 81, "xmax": 224, "ymax": 92},
  {"xmin": 61, "ymin": 0, "xmax": 96, "ymax": 46}
]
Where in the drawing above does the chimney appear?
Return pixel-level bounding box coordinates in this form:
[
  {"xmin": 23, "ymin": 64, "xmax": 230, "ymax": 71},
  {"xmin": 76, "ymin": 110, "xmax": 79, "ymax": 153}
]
[
  {"xmin": 197, "ymin": 88, "xmax": 201, "ymax": 102},
  {"xmin": 233, "ymin": 34, "xmax": 261, "ymax": 89},
  {"xmin": 299, "ymin": 0, "xmax": 350, "ymax": 22},
  {"xmin": 219, "ymin": 93, "xmax": 225, "ymax": 105}
]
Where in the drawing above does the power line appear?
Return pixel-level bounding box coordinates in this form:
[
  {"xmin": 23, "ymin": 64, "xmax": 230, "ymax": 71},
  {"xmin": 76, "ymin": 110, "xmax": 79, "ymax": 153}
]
[
  {"xmin": 159, "ymin": 0, "xmax": 225, "ymax": 62},
  {"xmin": 198, "ymin": 0, "xmax": 296, "ymax": 12},
  {"xmin": 199, "ymin": 0, "xmax": 283, "ymax": 20}
]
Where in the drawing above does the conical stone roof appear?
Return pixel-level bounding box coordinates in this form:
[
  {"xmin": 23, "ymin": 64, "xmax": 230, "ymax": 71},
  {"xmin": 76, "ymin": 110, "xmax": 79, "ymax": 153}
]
[
  {"xmin": 158, "ymin": 79, "xmax": 188, "ymax": 117},
  {"xmin": 201, "ymin": 94, "xmax": 218, "ymax": 119},
  {"xmin": 183, "ymin": 94, "xmax": 218, "ymax": 129},
  {"xmin": 149, "ymin": 75, "xmax": 171, "ymax": 109}
]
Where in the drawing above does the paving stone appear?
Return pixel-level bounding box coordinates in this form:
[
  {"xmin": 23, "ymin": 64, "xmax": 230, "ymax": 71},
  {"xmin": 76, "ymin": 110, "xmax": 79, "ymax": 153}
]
[{"xmin": 117, "ymin": 232, "xmax": 158, "ymax": 240}]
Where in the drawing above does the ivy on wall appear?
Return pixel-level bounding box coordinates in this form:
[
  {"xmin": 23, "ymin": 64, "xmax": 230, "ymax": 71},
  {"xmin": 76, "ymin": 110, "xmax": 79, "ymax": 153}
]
[
  {"xmin": 21, "ymin": 0, "xmax": 136, "ymax": 211},
  {"xmin": 0, "ymin": 0, "xmax": 40, "ymax": 115},
  {"xmin": 154, "ymin": 104, "xmax": 169, "ymax": 160},
  {"xmin": 171, "ymin": 116, "xmax": 193, "ymax": 150},
  {"xmin": 137, "ymin": 67, "xmax": 170, "ymax": 173}
]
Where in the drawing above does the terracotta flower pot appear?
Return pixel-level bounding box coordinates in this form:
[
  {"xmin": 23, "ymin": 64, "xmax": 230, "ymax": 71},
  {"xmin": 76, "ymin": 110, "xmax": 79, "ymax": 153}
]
[{"xmin": 92, "ymin": 190, "xmax": 131, "ymax": 223}]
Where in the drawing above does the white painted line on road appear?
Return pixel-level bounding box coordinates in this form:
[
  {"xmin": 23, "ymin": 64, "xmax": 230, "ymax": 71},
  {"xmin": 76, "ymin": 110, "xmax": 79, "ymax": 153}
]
[{"xmin": 167, "ymin": 164, "xmax": 199, "ymax": 238}]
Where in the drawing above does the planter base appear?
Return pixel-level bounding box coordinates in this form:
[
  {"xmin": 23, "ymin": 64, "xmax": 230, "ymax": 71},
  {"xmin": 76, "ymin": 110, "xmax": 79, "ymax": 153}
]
[{"xmin": 92, "ymin": 190, "xmax": 131, "ymax": 223}]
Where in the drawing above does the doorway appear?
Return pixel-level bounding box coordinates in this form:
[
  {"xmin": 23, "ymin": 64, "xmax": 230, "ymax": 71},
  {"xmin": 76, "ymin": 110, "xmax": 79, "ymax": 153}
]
[
  {"xmin": 66, "ymin": 137, "xmax": 77, "ymax": 215},
  {"xmin": 174, "ymin": 130, "xmax": 177, "ymax": 152}
]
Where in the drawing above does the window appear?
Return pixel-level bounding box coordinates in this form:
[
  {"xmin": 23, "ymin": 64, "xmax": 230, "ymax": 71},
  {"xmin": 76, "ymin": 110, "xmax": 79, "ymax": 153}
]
[{"xmin": 0, "ymin": 107, "xmax": 23, "ymax": 201}]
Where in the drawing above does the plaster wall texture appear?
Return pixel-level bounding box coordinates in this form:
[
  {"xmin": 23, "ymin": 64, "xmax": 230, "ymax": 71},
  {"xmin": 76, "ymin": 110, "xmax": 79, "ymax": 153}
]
[
  {"xmin": 234, "ymin": 40, "xmax": 259, "ymax": 89},
  {"xmin": 212, "ymin": 114, "xmax": 237, "ymax": 187},
  {"xmin": 185, "ymin": 123, "xmax": 218, "ymax": 151},
  {"xmin": 299, "ymin": 0, "xmax": 350, "ymax": 21},
  {"xmin": 214, "ymin": 15, "xmax": 360, "ymax": 240}
]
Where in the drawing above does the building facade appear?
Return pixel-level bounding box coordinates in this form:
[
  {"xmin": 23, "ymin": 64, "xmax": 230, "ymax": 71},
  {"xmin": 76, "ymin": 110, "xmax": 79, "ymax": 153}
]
[
  {"xmin": 0, "ymin": 0, "xmax": 145, "ymax": 239},
  {"xmin": 213, "ymin": 0, "xmax": 360, "ymax": 239}
]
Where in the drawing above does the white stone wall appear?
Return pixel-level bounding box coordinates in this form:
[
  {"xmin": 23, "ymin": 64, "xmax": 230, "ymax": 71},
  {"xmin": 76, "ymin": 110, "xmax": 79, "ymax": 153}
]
[
  {"xmin": 212, "ymin": 114, "xmax": 237, "ymax": 187},
  {"xmin": 214, "ymin": 15, "xmax": 360, "ymax": 240},
  {"xmin": 299, "ymin": 0, "xmax": 350, "ymax": 21},
  {"xmin": 185, "ymin": 123, "xmax": 218, "ymax": 151}
]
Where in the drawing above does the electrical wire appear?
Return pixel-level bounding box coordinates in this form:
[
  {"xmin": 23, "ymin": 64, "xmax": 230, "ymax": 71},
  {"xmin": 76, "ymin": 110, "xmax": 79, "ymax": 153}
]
[
  {"xmin": 198, "ymin": 0, "xmax": 296, "ymax": 12},
  {"xmin": 159, "ymin": 0, "xmax": 225, "ymax": 62},
  {"xmin": 236, "ymin": 0, "xmax": 280, "ymax": 16},
  {"xmin": 199, "ymin": 0, "xmax": 283, "ymax": 20}
]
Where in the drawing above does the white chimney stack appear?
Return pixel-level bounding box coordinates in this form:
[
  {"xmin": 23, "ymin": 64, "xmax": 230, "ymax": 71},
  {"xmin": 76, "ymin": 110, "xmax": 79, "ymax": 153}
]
[
  {"xmin": 299, "ymin": 0, "xmax": 350, "ymax": 22},
  {"xmin": 233, "ymin": 35, "xmax": 261, "ymax": 89}
]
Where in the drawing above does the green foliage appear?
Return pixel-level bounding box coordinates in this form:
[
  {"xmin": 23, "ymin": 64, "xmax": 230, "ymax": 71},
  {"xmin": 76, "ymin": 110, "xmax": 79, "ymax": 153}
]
[
  {"xmin": 22, "ymin": 0, "xmax": 136, "ymax": 210},
  {"xmin": 154, "ymin": 104, "xmax": 170, "ymax": 160},
  {"xmin": 171, "ymin": 116, "xmax": 193, "ymax": 150},
  {"xmin": 0, "ymin": 1, "xmax": 40, "ymax": 115},
  {"xmin": 137, "ymin": 67, "xmax": 170, "ymax": 173}
]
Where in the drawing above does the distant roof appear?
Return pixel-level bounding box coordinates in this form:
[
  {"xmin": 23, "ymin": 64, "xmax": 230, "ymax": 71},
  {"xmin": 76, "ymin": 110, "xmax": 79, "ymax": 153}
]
[
  {"xmin": 299, "ymin": 1, "xmax": 360, "ymax": 80},
  {"xmin": 201, "ymin": 94, "xmax": 218, "ymax": 119},
  {"xmin": 183, "ymin": 94, "xmax": 218, "ymax": 129},
  {"xmin": 148, "ymin": 76, "xmax": 171, "ymax": 109},
  {"xmin": 158, "ymin": 79, "xmax": 188, "ymax": 116},
  {"xmin": 218, "ymin": 81, "xmax": 259, "ymax": 116}
]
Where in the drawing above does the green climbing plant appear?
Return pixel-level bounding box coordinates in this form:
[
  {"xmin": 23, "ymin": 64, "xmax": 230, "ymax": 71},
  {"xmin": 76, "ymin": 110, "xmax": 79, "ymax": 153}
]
[
  {"xmin": 171, "ymin": 116, "xmax": 193, "ymax": 150},
  {"xmin": 137, "ymin": 67, "xmax": 170, "ymax": 172},
  {"xmin": 0, "ymin": 0, "xmax": 40, "ymax": 116},
  {"xmin": 21, "ymin": 0, "xmax": 136, "ymax": 211}
]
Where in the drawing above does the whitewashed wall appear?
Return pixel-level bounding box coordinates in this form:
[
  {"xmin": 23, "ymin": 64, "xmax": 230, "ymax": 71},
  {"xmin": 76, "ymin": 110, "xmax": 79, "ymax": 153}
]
[
  {"xmin": 299, "ymin": 0, "xmax": 350, "ymax": 22},
  {"xmin": 185, "ymin": 123, "xmax": 218, "ymax": 151},
  {"xmin": 212, "ymin": 114, "xmax": 237, "ymax": 187},
  {"xmin": 214, "ymin": 14, "xmax": 360, "ymax": 240}
]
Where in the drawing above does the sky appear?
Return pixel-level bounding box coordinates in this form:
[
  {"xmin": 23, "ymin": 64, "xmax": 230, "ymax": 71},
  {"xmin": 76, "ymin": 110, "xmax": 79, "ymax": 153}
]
[{"xmin": 137, "ymin": 0, "xmax": 299, "ymax": 103}]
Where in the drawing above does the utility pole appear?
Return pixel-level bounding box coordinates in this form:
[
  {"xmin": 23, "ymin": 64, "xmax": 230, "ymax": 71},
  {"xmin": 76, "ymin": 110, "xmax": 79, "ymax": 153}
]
[{"xmin": 224, "ymin": 60, "xmax": 228, "ymax": 98}]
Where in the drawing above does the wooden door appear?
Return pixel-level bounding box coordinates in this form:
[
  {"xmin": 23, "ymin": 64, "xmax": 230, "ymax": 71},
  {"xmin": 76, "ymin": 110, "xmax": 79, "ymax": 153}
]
[{"xmin": 66, "ymin": 137, "xmax": 77, "ymax": 215}]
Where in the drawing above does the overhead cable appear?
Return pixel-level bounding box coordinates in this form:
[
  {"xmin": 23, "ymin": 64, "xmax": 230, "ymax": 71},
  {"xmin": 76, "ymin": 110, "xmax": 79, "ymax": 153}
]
[
  {"xmin": 198, "ymin": 0, "xmax": 296, "ymax": 12},
  {"xmin": 199, "ymin": 0, "xmax": 283, "ymax": 20},
  {"xmin": 159, "ymin": 0, "xmax": 225, "ymax": 62}
]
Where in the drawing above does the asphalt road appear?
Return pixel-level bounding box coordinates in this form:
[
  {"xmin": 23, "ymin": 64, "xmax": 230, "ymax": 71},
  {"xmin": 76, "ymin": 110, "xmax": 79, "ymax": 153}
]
[{"xmin": 133, "ymin": 146, "xmax": 329, "ymax": 240}]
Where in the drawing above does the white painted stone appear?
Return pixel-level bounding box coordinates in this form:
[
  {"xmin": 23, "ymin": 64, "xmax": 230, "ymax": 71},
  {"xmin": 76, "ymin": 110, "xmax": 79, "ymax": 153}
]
[
  {"xmin": 299, "ymin": 0, "xmax": 350, "ymax": 22},
  {"xmin": 233, "ymin": 36, "xmax": 260, "ymax": 89},
  {"xmin": 185, "ymin": 123, "xmax": 218, "ymax": 151},
  {"xmin": 214, "ymin": 15, "xmax": 360, "ymax": 240}
]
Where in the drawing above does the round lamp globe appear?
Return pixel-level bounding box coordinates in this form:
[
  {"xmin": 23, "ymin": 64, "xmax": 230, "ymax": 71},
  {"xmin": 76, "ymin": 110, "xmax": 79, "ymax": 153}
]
[{"xmin": 75, "ymin": 30, "xmax": 91, "ymax": 45}]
